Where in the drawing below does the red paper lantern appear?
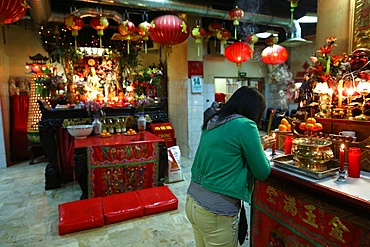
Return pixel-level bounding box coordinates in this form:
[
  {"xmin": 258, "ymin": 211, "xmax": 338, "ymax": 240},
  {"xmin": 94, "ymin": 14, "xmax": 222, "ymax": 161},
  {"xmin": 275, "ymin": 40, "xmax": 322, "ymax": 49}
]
[
  {"xmin": 224, "ymin": 42, "xmax": 251, "ymax": 68},
  {"xmin": 64, "ymin": 14, "xmax": 84, "ymax": 49},
  {"xmin": 149, "ymin": 15, "xmax": 190, "ymax": 46},
  {"xmin": 138, "ymin": 21, "xmax": 153, "ymax": 53},
  {"xmin": 228, "ymin": 6, "xmax": 244, "ymax": 39},
  {"xmin": 90, "ymin": 15, "xmax": 109, "ymax": 47},
  {"xmin": 261, "ymin": 44, "xmax": 289, "ymax": 64},
  {"xmin": 118, "ymin": 20, "xmax": 136, "ymax": 53},
  {"xmin": 0, "ymin": 0, "xmax": 28, "ymax": 24},
  {"xmin": 216, "ymin": 28, "xmax": 231, "ymax": 45}
]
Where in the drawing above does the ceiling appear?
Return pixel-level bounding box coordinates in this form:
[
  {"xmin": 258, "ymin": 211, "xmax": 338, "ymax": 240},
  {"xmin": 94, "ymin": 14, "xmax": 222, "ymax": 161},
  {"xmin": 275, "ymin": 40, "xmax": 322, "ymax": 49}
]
[{"xmin": 21, "ymin": 0, "xmax": 317, "ymax": 54}]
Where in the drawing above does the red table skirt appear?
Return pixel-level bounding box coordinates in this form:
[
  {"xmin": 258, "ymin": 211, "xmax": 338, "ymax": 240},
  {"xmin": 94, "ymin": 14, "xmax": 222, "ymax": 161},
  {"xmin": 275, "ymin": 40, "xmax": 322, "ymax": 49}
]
[{"xmin": 88, "ymin": 142, "xmax": 159, "ymax": 198}]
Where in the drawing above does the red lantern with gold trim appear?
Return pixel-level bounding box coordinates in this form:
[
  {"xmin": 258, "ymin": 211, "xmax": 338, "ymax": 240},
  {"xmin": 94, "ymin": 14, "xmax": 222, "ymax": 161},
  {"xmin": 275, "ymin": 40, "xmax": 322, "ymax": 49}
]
[
  {"xmin": 191, "ymin": 25, "xmax": 206, "ymax": 57},
  {"xmin": 90, "ymin": 15, "xmax": 109, "ymax": 48},
  {"xmin": 138, "ymin": 21, "xmax": 153, "ymax": 53},
  {"xmin": 245, "ymin": 33, "xmax": 259, "ymax": 58},
  {"xmin": 228, "ymin": 6, "xmax": 244, "ymax": 39},
  {"xmin": 224, "ymin": 41, "xmax": 251, "ymax": 69},
  {"xmin": 118, "ymin": 20, "xmax": 136, "ymax": 54},
  {"xmin": 216, "ymin": 28, "xmax": 231, "ymax": 45},
  {"xmin": 0, "ymin": 0, "xmax": 28, "ymax": 24},
  {"xmin": 149, "ymin": 15, "xmax": 190, "ymax": 47},
  {"xmin": 64, "ymin": 14, "xmax": 84, "ymax": 49},
  {"xmin": 261, "ymin": 44, "xmax": 289, "ymax": 64}
]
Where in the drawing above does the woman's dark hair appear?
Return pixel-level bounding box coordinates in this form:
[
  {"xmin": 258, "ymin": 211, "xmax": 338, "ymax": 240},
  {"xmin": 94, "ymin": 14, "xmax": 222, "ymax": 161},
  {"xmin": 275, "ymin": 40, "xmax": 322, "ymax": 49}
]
[{"xmin": 203, "ymin": 86, "xmax": 266, "ymax": 129}]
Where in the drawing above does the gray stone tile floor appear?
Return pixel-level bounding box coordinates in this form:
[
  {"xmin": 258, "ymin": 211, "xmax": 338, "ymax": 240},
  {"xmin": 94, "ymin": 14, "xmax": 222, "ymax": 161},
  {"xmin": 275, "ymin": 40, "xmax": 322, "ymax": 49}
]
[{"xmin": 0, "ymin": 156, "xmax": 250, "ymax": 247}]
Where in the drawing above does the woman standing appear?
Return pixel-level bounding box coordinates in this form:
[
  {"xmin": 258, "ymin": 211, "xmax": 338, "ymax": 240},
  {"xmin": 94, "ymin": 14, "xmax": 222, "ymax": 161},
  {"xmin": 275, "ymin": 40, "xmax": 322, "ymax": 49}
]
[{"xmin": 186, "ymin": 86, "xmax": 275, "ymax": 247}]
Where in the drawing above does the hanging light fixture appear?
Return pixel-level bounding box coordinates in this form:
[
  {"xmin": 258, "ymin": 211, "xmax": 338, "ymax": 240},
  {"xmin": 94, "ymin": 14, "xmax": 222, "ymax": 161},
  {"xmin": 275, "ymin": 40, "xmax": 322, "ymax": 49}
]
[
  {"xmin": 261, "ymin": 35, "xmax": 289, "ymax": 64},
  {"xmin": 224, "ymin": 42, "xmax": 251, "ymax": 72},
  {"xmin": 0, "ymin": 0, "xmax": 28, "ymax": 24},
  {"xmin": 118, "ymin": 19, "xmax": 136, "ymax": 54},
  {"xmin": 228, "ymin": 6, "xmax": 244, "ymax": 39},
  {"xmin": 64, "ymin": 14, "xmax": 84, "ymax": 50},
  {"xmin": 191, "ymin": 20, "xmax": 206, "ymax": 57},
  {"xmin": 149, "ymin": 14, "xmax": 189, "ymax": 47},
  {"xmin": 90, "ymin": 14, "xmax": 109, "ymax": 48}
]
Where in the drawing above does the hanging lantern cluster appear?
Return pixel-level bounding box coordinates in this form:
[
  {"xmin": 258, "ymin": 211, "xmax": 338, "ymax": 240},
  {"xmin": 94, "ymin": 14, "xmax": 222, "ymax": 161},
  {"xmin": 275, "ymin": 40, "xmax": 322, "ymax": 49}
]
[
  {"xmin": 208, "ymin": 20, "xmax": 222, "ymax": 48},
  {"xmin": 150, "ymin": 15, "xmax": 190, "ymax": 47},
  {"xmin": 225, "ymin": 41, "xmax": 251, "ymax": 70},
  {"xmin": 261, "ymin": 35, "xmax": 289, "ymax": 64},
  {"xmin": 137, "ymin": 21, "xmax": 153, "ymax": 53},
  {"xmin": 118, "ymin": 20, "xmax": 136, "ymax": 54},
  {"xmin": 228, "ymin": 6, "xmax": 244, "ymax": 39},
  {"xmin": 90, "ymin": 15, "xmax": 109, "ymax": 48},
  {"xmin": 191, "ymin": 20, "xmax": 206, "ymax": 57},
  {"xmin": 64, "ymin": 14, "xmax": 84, "ymax": 50},
  {"xmin": 0, "ymin": 0, "xmax": 28, "ymax": 24}
]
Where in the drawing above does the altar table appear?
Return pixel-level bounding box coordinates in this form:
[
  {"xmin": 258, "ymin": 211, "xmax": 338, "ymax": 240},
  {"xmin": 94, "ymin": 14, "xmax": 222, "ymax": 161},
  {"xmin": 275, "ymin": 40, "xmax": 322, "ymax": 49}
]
[{"xmin": 73, "ymin": 131, "xmax": 165, "ymax": 199}]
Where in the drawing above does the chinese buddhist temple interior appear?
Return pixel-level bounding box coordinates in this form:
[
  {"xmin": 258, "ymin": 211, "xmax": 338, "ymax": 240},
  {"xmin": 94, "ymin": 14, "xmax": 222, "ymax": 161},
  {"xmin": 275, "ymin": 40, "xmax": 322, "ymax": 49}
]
[{"xmin": 3, "ymin": 0, "xmax": 370, "ymax": 245}]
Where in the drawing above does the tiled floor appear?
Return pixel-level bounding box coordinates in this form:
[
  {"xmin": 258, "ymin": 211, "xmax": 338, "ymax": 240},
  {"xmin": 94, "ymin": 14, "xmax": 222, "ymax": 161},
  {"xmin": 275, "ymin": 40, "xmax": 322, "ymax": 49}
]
[{"xmin": 0, "ymin": 156, "xmax": 250, "ymax": 247}]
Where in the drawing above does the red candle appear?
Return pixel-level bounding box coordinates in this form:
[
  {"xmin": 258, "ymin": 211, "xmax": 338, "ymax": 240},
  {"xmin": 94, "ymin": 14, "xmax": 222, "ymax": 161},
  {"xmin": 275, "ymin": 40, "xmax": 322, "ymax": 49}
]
[
  {"xmin": 284, "ymin": 136, "xmax": 293, "ymax": 155},
  {"xmin": 339, "ymin": 144, "xmax": 345, "ymax": 171},
  {"xmin": 348, "ymin": 147, "xmax": 361, "ymax": 178},
  {"xmin": 272, "ymin": 133, "xmax": 276, "ymax": 154}
]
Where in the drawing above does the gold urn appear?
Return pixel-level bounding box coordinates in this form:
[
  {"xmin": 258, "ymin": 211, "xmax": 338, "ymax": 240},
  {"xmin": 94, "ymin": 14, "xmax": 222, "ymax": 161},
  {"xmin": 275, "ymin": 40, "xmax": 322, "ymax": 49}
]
[{"xmin": 291, "ymin": 137, "xmax": 334, "ymax": 172}]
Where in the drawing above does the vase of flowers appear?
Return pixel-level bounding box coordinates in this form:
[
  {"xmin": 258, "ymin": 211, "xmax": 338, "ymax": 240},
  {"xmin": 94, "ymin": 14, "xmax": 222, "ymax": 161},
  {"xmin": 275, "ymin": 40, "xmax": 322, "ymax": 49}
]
[
  {"xmin": 84, "ymin": 100, "xmax": 106, "ymax": 135},
  {"xmin": 134, "ymin": 95, "xmax": 150, "ymax": 140}
]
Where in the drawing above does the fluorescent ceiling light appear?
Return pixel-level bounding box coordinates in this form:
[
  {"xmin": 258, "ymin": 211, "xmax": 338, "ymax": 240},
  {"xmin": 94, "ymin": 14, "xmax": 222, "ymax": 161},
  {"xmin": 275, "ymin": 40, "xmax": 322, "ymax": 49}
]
[
  {"xmin": 255, "ymin": 32, "xmax": 278, "ymax": 39},
  {"xmin": 298, "ymin": 13, "xmax": 317, "ymax": 23}
]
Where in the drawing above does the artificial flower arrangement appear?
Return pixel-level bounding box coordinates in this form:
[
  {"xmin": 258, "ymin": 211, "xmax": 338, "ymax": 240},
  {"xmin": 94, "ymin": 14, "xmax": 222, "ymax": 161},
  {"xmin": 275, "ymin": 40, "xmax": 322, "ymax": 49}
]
[
  {"xmin": 133, "ymin": 94, "xmax": 151, "ymax": 112},
  {"xmin": 307, "ymin": 37, "xmax": 350, "ymax": 101},
  {"xmin": 84, "ymin": 100, "xmax": 106, "ymax": 116},
  {"xmin": 131, "ymin": 67, "xmax": 163, "ymax": 96}
]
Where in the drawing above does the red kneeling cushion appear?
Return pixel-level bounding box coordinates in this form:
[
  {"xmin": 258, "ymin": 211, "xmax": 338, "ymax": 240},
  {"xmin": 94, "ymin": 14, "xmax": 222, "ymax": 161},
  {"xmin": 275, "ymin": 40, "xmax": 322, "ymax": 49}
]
[
  {"xmin": 136, "ymin": 186, "xmax": 178, "ymax": 216},
  {"xmin": 58, "ymin": 197, "xmax": 104, "ymax": 235},
  {"xmin": 102, "ymin": 192, "xmax": 144, "ymax": 225}
]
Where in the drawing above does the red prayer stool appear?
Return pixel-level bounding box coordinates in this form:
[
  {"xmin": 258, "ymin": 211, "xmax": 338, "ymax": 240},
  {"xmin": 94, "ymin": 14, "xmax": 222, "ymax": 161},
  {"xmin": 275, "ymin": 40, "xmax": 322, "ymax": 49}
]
[
  {"xmin": 102, "ymin": 192, "xmax": 144, "ymax": 225},
  {"xmin": 136, "ymin": 186, "xmax": 178, "ymax": 216},
  {"xmin": 58, "ymin": 197, "xmax": 104, "ymax": 235}
]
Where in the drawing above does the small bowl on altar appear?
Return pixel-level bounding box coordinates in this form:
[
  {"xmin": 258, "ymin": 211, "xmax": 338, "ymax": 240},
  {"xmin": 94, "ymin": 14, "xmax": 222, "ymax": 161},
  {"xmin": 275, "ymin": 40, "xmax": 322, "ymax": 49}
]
[{"xmin": 67, "ymin": 125, "xmax": 93, "ymax": 139}]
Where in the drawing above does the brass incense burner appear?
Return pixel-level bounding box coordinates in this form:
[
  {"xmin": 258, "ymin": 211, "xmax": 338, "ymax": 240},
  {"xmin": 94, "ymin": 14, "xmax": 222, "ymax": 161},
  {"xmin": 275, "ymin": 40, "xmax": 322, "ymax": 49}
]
[{"xmin": 291, "ymin": 137, "xmax": 334, "ymax": 171}]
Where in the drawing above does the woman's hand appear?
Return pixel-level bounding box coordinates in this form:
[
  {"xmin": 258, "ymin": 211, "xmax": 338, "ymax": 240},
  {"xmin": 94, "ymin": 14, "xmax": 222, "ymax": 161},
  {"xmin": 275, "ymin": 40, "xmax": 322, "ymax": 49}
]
[{"xmin": 261, "ymin": 135, "xmax": 276, "ymax": 150}]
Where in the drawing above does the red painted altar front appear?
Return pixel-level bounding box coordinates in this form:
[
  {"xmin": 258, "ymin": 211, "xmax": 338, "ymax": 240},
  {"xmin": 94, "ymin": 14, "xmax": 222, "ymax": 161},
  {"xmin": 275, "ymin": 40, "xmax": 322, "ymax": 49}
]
[
  {"xmin": 74, "ymin": 131, "xmax": 164, "ymax": 198},
  {"xmin": 251, "ymin": 152, "xmax": 370, "ymax": 246}
]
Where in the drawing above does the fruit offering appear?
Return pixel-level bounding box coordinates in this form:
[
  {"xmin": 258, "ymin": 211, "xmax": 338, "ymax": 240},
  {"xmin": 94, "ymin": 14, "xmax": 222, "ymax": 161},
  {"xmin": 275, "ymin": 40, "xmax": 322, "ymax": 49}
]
[
  {"xmin": 100, "ymin": 130, "xmax": 111, "ymax": 137},
  {"xmin": 278, "ymin": 118, "xmax": 292, "ymax": 132},
  {"xmin": 299, "ymin": 117, "xmax": 323, "ymax": 131},
  {"xmin": 126, "ymin": 128, "xmax": 137, "ymax": 135}
]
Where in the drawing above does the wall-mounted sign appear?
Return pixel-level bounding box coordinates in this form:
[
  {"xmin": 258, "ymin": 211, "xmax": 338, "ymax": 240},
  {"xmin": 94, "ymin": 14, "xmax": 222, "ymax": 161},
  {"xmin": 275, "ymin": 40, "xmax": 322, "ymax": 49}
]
[
  {"xmin": 188, "ymin": 61, "xmax": 204, "ymax": 78},
  {"xmin": 191, "ymin": 76, "xmax": 203, "ymax": 93}
]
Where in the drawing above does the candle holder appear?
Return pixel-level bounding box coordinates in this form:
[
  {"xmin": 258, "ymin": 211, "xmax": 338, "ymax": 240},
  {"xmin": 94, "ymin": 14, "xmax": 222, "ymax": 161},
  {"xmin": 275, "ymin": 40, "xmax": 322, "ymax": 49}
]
[{"xmin": 336, "ymin": 169, "xmax": 347, "ymax": 183}]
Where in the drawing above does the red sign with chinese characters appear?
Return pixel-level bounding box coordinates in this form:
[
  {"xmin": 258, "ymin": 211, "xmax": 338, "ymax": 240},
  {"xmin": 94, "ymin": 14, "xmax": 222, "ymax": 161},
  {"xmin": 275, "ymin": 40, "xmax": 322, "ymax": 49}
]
[{"xmin": 251, "ymin": 180, "xmax": 370, "ymax": 246}]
